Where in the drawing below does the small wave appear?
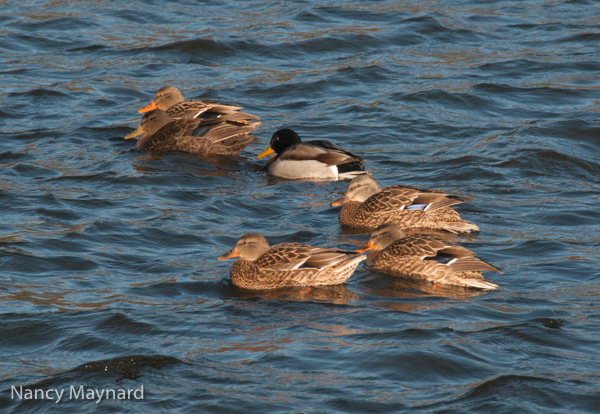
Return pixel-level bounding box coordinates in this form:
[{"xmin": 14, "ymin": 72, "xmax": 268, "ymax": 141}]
[
  {"xmin": 10, "ymin": 16, "xmax": 99, "ymax": 32},
  {"xmin": 385, "ymin": 15, "xmax": 487, "ymax": 46},
  {"xmin": 473, "ymin": 83, "xmax": 594, "ymax": 107},
  {"xmin": 495, "ymin": 148, "xmax": 600, "ymax": 180}
]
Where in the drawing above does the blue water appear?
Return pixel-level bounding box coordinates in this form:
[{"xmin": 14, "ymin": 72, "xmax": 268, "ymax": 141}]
[{"xmin": 1, "ymin": 0, "xmax": 600, "ymax": 412}]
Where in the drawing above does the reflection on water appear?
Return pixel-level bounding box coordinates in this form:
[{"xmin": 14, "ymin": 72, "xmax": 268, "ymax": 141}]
[
  {"xmin": 364, "ymin": 273, "xmax": 487, "ymax": 302},
  {"xmin": 222, "ymin": 283, "xmax": 359, "ymax": 304}
]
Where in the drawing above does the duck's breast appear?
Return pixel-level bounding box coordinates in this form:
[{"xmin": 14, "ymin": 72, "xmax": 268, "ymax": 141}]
[{"xmin": 267, "ymin": 157, "xmax": 338, "ymax": 179}]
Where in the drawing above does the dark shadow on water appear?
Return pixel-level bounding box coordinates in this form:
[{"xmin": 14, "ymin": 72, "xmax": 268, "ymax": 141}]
[
  {"xmin": 340, "ymin": 223, "xmax": 467, "ymax": 242},
  {"xmin": 129, "ymin": 150, "xmax": 254, "ymax": 177},
  {"xmin": 221, "ymin": 283, "xmax": 359, "ymax": 304},
  {"xmin": 363, "ymin": 272, "xmax": 489, "ymax": 301}
]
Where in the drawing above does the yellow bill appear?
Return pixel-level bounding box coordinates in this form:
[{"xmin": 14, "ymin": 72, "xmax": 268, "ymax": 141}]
[
  {"xmin": 256, "ymin": 146, "xmax": 275, "ymax": 159},
  {"xmin": 124, "ymin": 126, "xmax": 144, "ymax": 140}
]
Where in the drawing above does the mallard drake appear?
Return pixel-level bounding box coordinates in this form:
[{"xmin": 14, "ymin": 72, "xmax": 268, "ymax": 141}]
[
  {"xmin": 256, "ymin": 129, "xmax": 368, "ymax": 180},
  {"xmin": 356, "ymin": 223, "xmax": 501, "ymax": 289},
  {"xmin": 138, "ymin": 85, "xmax": 260, "ymax": 122},
  {"xmin": 218, "ymin": 233, "xmax": 366, "ymax": 290},
  {"xmin": 331, "ymin": 175, "xmax": 479, "ymax": 233},
  {"xmin": 124, "ymin": 109, "xmax": 258, "ymax": 155}
]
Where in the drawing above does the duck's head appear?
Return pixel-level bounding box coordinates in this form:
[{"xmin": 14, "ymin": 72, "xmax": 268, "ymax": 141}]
[
  {"xmin": 256, "ymin": 129, "xmax": 302, "ymax": 159},
  {"xmin": 138, "ymin": 85, "xmax": 185, "ymax": 113},
  {"xmin": 124, "ymin": 109, "xmax": 172, "ymax": 139},
  {"xmin": 356, "ymin": 223, "xmax": 407, "ymax": 253},
  {"xmin": 331, "ymin": 175, "xmax": 382, "ymax": 206},
  {"xmin": 218, "ymin": 234, "xmax": 271, "ymax": 261}
]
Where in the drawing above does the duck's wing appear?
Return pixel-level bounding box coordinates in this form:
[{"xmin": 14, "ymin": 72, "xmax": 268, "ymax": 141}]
[
  {"xmin": 277, "ymin": 141, "xmax": 364, "ymax": 167},
  {"xmin": 195, "ymin": 122, "xmax": 260, "ymax": 143},
  {"xmin": 361, "ymin": 185, "xmax": 464, "ymax": 216},
  {"xmin": 359, "ymin": 186, "xmax": 423, "ymax": 216},
  {"xmin": 138, "ymin": 119, "xmax": 201, "ymax": 150},
  {"xmin": 167, "ymin": 101, "xmax": 213, "ymax": 119},
  {"xmin": 381, "ymin": 236, "xmax": 449, "ymax": 259},
  {"xmin": 412, "ymin": 190, "xmax": 465, "ymax": 212},
  {"xmin": 141, "ymin": 115, "xmax": 259, "ymax": 155},
  {"xmin": 447, "ymin": 256, "xmax": 502, "ymax": 273},
  {"xmin": 384, "ymin": 237, "xmax": 502, "ymax": 274},
  {"xmin": 308, "ymin": 140, "xmax": 365, "ymax": 162},
  {"xmin": 254, "ymin": 243, "xmax": 318, "ymax": 270},
  {"xmin": 167, "ymin": 100, "xmax": 249, "ymax": 119},
  {"xmin": 255, "ymin": 243, "xmax": 359, "ymax": 270},
  {"xmin": 303, "ymin": 249, "xmax": 361, "ymax": 268}
]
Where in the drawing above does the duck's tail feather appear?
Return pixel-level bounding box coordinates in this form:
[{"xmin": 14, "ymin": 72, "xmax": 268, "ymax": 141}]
[
  {"xmin": 440, "ymin": 219, "xmax": 480, "ymax": 234},
  {"xmin": 459, "ymin": 277, "xmax": 499, "ymax": 290},
  {"xmin": 449, "ymin": 256, "xmax": 502, "ymax": 273},
  {"xmin": 425, "ymin": 196, "xmax": 465, "ymax": 212}
]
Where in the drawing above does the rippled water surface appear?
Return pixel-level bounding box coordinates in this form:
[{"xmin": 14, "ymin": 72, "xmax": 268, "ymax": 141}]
[{"xmin": 1, "ymin": 0, "xmax": 600, "ymax": 412}]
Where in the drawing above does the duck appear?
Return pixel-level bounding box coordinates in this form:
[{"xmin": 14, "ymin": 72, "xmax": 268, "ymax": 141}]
[
  {"xmin": 331, "ymin": 175, "xmax": 479, "ymax": 233},
  {"xmin": 138, "ymin": 85, "xmax": 260, "ymax": 122},
  {"xmin": 356, "ymin": 223, "xmax": 501, "ymax": 289},
  {"xmin": 124, "ymin": 109, "xmax": 258, "ymax": 155},
  {"xmin": 217, "ymin": 233, "xmax": 366, "ymax": 290},
  {"xmin": 256, "ymin": 129, "xmax": 368, "ymax": 180}
]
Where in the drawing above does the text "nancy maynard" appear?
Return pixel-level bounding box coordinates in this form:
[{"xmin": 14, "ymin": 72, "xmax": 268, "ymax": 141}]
[{"xmin": 11, "ymin": 385, "xmax": 144, "ymax": 403}]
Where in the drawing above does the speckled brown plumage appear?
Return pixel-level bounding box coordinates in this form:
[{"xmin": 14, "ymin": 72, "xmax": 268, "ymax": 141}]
[
  {"xmin": 333, "ymin": 177, "xmax": 479, "ymax": 233},
  {"xmin": 129, "ymin": 109, "xmax": 260, "ymax": 155},
  {"xmin": 139, "ymin": 85, "xmax": 260, "ymax": 121},
  {"xmin": 359, "ymin": 224, "xmax": 501, "ymax": 289},
  {"xmin": 165, "ymin": 100, "xmax": 246, "ymax": 119},
  {"xmin": 218, "ymin": 235, "xmax": 366, "ymax": 290}
]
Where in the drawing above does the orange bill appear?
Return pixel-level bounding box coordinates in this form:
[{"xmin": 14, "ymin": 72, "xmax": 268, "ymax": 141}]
[
  {"xmin": 256, "ymin": 146, "xmax": 275, "ymax": 159},
  {"xmin": 355, "ymin": 240, "xmax": 375, "ymax": 253},
  {"xmin": 217, "ymin": 249, "xmax": 239, "ymax": 260},
  {"xmin": 330, "ymin": 194, "xmax": 350, "ymax": 207},
  {"xmin": 138, "ymin": 100, "xmax": 157, "ymax": 113}
]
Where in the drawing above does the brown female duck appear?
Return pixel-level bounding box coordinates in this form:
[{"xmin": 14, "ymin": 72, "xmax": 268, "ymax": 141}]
[
  {"xmin": 331, "ymin": 175, "xmax": 479, "ymax": 233},
  {"xmin": 218, "ymin": 234, "xmax": 366, "ymax": 290},
  {"xmin": 138, "ymin": 85, "xmax": 260, "ymax": 122},
  {"xmin": 125, "ymin": 109, "xmax": 258, "ymax": 155},
  {"xmin": 356, "ymin": 223, "xmax": 501, "ymax": 289}
]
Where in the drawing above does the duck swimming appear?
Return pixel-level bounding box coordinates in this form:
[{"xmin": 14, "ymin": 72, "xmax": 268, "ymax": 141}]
[
  {"xmin": 256, "ymin": 129, "xmax": 368, "ymax": 180},
  {"xmin": 125, "ymin": 109, "xmax": 258, "ymax": 155},
  {"xmin": 331, "ymin": 175, "xmax": 479, "ymax": 233},
  {"xmin": 138, "ymin": 85, "xmax": 260, "ymax": 122},
  {"xmin": 218, "ymin": 233, "xmax": 366, "ymax": 290},
  {"xmin": 356, "ymin": 223, "xmax": 501, "ymax": 289}
]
